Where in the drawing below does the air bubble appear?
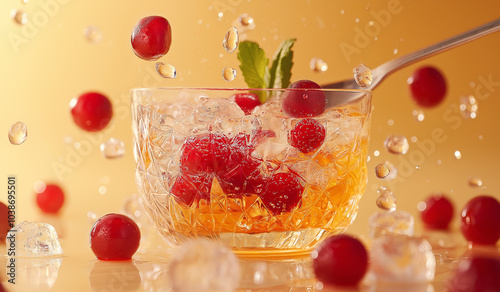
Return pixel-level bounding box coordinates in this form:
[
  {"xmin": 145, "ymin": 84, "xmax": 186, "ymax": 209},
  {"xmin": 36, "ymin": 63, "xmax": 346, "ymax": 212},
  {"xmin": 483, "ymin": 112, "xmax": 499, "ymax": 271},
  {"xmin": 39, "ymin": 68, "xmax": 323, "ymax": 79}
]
[
  {"xmin": 10, "ymin": 9, "xmax": 27, "ymax": 25},
  {"xmin": 310, "ymin": 58, "xmax": 328, "ymax": 72},
  {"xmin": 83, "ymin": 26, "xmax": 102, "ymax": 43},
  {"xmin": 454, "ymin": 150, "xmax": 462, "ymax": 160},
  {"xmin": 459, "ymin": 95, "xmax": 478, "ymax": 119},
  {"xmin": 412, "ymin": 109, "xmax": 425, "ymax": 122},
  {"xmin": 375, "ymin": 163, "xmax": 390, "ymax": 179},
  {"xmin": 156, "ymin": 62, "xmax": 177, "ymax": 79},
  {"xmin": 8, "ymin": 121, "xmax": 27, "ymax": 145},
  {"xmin": 354, "ymin": 63, "xmax": 372, "ymax": 87},
  {"xmin": 384, "ymin": 135, "xmax": 409, "ymax": 155},
  {"xmin": 223, "ymin": 27, "xmax": 239, "ymax": 53},
  {"xmin": 376, "ymin": 186, "xmax": 397, "ymax": 211},
  {"xmin": 222, "ymin": 67, "xmax": 237, "ymax": 81},
  {"xmin": 100, "ymin": 138, "xmax": 125, "ymax": 159}
]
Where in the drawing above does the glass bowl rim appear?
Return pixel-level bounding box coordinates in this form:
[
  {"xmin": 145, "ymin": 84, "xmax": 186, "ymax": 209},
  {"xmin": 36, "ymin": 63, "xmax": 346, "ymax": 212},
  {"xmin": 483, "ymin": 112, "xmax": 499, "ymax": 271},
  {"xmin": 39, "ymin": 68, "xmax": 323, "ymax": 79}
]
[{"xmin": 131, "ymin": 87, "xmax": 372, "ymax": 93}]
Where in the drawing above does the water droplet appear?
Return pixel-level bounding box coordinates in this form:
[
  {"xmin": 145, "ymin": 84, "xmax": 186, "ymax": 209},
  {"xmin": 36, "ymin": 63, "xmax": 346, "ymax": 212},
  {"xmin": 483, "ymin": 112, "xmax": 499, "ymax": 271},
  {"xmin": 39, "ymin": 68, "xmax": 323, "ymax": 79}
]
[
  {"xmin": 33, "ymin": 181, "xmax": 46, "ymax": 193},
  {"xmin": 368, "ymin": 21, "xmax": 375, "ymax": 26},
  {"xmin": 354, "ymin": 63, "xmax": 372, "ymax": 87},
  {"xmin": 8, "ymin": 121, "xmax": 27, "ymax": 145},
  {"xmin": 83, "ymin": 26, "xmax": 102, "ymax": 43},
  {"xmin": 375, "ymin": 163, "xmax": 390, "ymax": 179},
  {"xmin": 478, "ymin": 135, "xmax": 483, "ymax": 140},
  {"xmin": 376, "ymin": 186, "xmax": 397, "ymax": 211},
  {"xmin": 98, "ymin": 186, "xmax": 107, "ymax": 195},
  {"xmin": 412, "ymin": 109, "xmax": 425, "ymax": 121},
  {"xmin": 21, "ymin": 0, "xmax": 29, "ymax": 3},
  {"xmin": 436, "ymin": 159, "xmax": 442, "ymax": 165},
  {"xmin": 310, "ymin": 58, "xmax": 328, "ymax": 72},
  {"xmin": 468, "ymin": 177, "xmax": 483, "ymax": 188},
  {"xmin": 156, "ymin": 62, "xmax": 177, "ymax": 79},
  {"xmin": 340, "ymin": 10, "xmax": 345, "ymax": 15},
  {"xmin": 222, "ymin": 67, "xmax": 237, "ymax": 81},
  {"xmin": 218, "ymin": 12, "xmax": 224, "ymax": 18},
  {"xmin": 355, "ymin": 18, "xmax": 360, "ymax": 23},
  {"xmin": 454, "ymin": 150, "xmax": 462, "ymax": 160},
  {"xmin": 393, "ymin": 48, "xmax": 399, "ymax": 54},
  {"xmin": 459, "ymin": 95, "xmax": 478, "ymax": 119},
  {"xmin": 10, "ymin": 9, "xmax": 27, "ymax": 25},
  {"xmin": 100, "ymin": 138, "xmax": 125, "ymax": 159},
  {"xmin": 410, "ymin": 136, "xmax": 418, "ymax": 143},
  {"xmin": 236, "ymin": 14, "xmax": 255, "ymax": 30},
  {"xmin": 384, "ymin": 135, "xmax": 409, "ymax": 155},
  {"xmin": 87, "ymin": 211, "xmax": 98, "ymax": 225},
  {"xmin": 223, "ymin": 27, "xmax": 239, "ymax": 53},
  {"xmin": 374, "ymin": 150, "xmax": 380, "ymax": 157},
  {"xmin": 387, "ymin": 119, "xmax": 394, "ymax": 126}
]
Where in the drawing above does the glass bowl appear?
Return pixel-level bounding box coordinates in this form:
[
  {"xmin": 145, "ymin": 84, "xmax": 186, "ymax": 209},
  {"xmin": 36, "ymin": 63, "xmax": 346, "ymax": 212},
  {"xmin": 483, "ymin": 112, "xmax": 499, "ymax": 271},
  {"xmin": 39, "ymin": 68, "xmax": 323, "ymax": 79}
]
[{"xmin": 131, "ymin": 87, "xmax": 372, "ymax": 256}]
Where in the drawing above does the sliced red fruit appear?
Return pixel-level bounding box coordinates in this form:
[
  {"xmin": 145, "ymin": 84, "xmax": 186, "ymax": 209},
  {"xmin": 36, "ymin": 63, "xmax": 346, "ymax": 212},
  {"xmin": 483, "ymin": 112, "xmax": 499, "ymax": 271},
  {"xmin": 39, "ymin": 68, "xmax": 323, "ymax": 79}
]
[
  {"xmin": 260, "ymin": 172, "xmax": 305, "ymax": 215},
  {"xmin": 70, "ymin": 92, "xmax": 113, "ymax": 132},
  {"xmin": 288, "ymin": 118, "xmax": 326, "ymax": 153},
  {"xmin": 312, "ymin": 234, "xmax": 368, "ymax": 287},
  {"xmin": 232, "ymin": 93, "xmax": 261, "ymax": 115},
  {"xmin": 171, "ymin": 173, "xmax": 212, "ymax": 206},
  {"xmin": 419, "ymin": 194, "xmax": 454, "ymax": 230},
  {"xmin": 460, "ymin": 195, "xmax": 500, "ymax": 245},
  {"xmin": 179, "ymin": 133, "xmax": 230, "ymax": 174},
  {"xmin": 131, "ymin": 16, "xmax": 172, "ymax": 61},
  {"xmin": 408, "ymin": 66, "xmax": 447, "ymax": 108},
  {"xmin": 282, "ymin": 80, "xmax": 326, "ymax": 118}
]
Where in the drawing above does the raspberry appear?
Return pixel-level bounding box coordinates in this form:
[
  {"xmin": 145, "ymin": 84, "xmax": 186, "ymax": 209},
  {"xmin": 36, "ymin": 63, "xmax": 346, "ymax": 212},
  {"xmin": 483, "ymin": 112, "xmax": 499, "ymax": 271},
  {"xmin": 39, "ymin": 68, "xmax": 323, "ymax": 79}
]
[
  {"xmin": 447, "ymin": 256, "xmax": 500, "ymax": 292},
  {"xmin": 171, "ymin": 173, "xmax": 212, "ymax": 206},
  {"xmin": 419, "ymin": 194, "xmax": 454, "ymax": 230},
  {"xmin": 90, "ymin": 213, "xmax": 141, "ymax": 260},
  {"xmin": 260, "ymin": 172, "xmax": 304, "ymax": 215},
  {"xmin": 408, "ymin": 66, "xmax": 447, "ymax": 108},
  {"xmin": 70, "ymin": 92, "xmax": 113, "ymax": 132},
  {"xmin": 131, "ymin": 16, "xmax": 172, "ymax": 61},
  {"xmin": 312, "ymin": 234, "xmax": 368, "ymax": 287},
  {"xmin": 460, "ymin": 195, "xmax": 500, "ymax": 245},
  {"xmin": 35, "ymin": 183, "xmax": 65, "ymax": 214},
  {"xmin": 179, "ymin": 133, "xmax": 230, "ymax": 174},
  {"xmin": 281, "ymin": 80, "xmax": 326, "ymax": 118},
  {"xmin": 288, "ymin": 118, "xmax": 326, "ymax": 153},
  {"xmin": 232, "ymin": 93, "xmax": 261, "ymax": 115}
]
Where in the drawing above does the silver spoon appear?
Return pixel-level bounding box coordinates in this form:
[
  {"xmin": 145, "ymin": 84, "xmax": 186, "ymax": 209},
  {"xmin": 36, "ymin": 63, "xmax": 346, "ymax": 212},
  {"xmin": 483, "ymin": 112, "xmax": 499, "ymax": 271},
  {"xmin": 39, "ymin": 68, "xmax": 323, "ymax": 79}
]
[{"xmin": 323, "ymin": 18, "xmax": 500, "ymax": 106}]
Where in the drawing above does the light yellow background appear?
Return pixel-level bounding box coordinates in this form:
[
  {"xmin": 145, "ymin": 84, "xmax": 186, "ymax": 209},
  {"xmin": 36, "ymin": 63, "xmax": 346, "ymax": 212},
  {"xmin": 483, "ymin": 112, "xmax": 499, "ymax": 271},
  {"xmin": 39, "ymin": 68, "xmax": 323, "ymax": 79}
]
[{"xmin": 1, "ymin": 0, "xmax": 499, "ymax": 245}]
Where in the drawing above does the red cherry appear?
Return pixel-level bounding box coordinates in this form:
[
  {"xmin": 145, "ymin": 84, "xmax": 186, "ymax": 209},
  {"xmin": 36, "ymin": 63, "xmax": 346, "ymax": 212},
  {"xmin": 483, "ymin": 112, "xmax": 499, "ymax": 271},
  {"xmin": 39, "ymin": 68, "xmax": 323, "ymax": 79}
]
[
  {"xmin": 282, "ymin": 80, "xmax": 326, "ymax": 118},
  {"xmin": 171, "ymin": 173, "xmax": 212, "ymax": 206},
  {"xmin": 70, "ymin": 92, "xmax": 113, "ymax": 132},
  {"xmin": 419, "ymin": 194, "xmax": 454, "ymax": 230},
  {"xmin": 179, "ymin": 133, "xmax": 230, "ymax": 174},
  {"xmin": 447, "ymin": 256, "xmax": 500, "ymax": 292},
  {"xmin": 460, "ymin": 195, "xmax": 500, "ymax": 245},
  {"xmin": 312, "ymin": 234, "xmax": 368, "ymax": 287},
  {"xmin": 0, "ymin": 202, "xmax": 10, "ymax": 241},
  {"xmin": 408, "ymin": 66, "xmax": 447, "ymax": 108},
  {"xmin": 131, "ymin": 16, "xmax": 172, "ymax": 61},
  {"xmin": 232, "ymin": 93, "xmax": 261, "ymax": 115},
  {"xmin": 288, "ymin": 118, "xmax": 326, "ymax": 153},
  {"xmin": 90, "ymin": 213, "xmax": 141, "ymax": 260},
  {"xmin": 35, "ymin": 183, "xmax": 65, "ymax": 214},
  {"xmin": 260, "ymin": 172, "xmax": 304, "ymax": 215}
]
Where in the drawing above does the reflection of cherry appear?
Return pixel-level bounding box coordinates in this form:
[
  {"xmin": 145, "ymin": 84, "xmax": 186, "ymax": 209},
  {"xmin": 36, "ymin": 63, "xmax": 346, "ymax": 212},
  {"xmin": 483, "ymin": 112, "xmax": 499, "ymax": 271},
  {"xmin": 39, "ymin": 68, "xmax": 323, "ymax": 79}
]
[
  {"xmin": 447, "ymin": 254, "xmax": 500, "ymax": 292},
  {"xmin": 89, "ymin": 260, "xmax": 141, "ymax": 292}
]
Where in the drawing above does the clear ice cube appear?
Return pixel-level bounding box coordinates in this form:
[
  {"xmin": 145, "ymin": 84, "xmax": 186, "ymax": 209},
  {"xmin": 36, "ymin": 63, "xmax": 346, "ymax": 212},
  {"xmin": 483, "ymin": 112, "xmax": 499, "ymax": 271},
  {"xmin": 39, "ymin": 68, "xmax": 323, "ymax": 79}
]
[
  {"xmin": 167, "ymin": 238, "xmax": 241, "ymax": 292},
  {"xmin": 369, "ymin": 210, "xmax": 414, "ymax": 239},
  {"xmin": 368, "ymin": 235, "xmax": 436, "ymax": 283},
  {"xmin": 7, "ymin": 222, "xmax": 63, "ymax": 257},
  {"xmin": 191, "ymin": 97, "xmax": 245, "ymax": 126}
]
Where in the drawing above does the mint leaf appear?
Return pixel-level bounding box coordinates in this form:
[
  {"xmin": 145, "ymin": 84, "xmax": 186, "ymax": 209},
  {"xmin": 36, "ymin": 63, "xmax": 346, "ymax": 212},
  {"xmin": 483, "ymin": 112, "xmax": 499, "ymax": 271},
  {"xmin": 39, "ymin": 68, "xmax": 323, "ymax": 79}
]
[
  {"xmin": 237, "ymin": 41, "xmax": 270, "ymax": 89},
  {"xmin": 268, "ymin": 38, "xmax": 296, "ymax": 89}
]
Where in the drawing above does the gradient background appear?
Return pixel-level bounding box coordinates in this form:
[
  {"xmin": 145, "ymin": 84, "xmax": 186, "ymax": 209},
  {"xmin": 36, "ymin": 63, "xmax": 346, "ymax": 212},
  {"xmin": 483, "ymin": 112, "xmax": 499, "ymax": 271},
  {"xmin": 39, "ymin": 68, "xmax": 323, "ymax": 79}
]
[{"xmin": 1, "ymin": 0, "xmax": 499, "ymax": 247}]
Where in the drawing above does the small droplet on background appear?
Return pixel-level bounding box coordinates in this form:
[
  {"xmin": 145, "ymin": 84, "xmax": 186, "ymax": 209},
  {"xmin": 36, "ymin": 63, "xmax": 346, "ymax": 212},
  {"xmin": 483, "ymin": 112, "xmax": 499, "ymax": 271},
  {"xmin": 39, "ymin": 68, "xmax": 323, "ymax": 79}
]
[
  {"xmin": 376, "ymin": 186, "xmax": 397, "ymax": 211},
  {"xmin": 310, "ymin": 58, "xmax": 328, "ymax": 72},
  {"xmin": 412, "ymin": 109, "xmax": 425, "ymax": 122},
  {"xmin": 83, "ymin": 26, "xmax": 102, "ymax": 43},
  {"xmin": 10, "ymin": 9, "xmax": 27, "ymax": 25},
  {"xmin": 33, "ymin": 181, "xmax": 46, "ymax": 193},
  {"xmin": 98, "ymin": 186, "xmax": 107, "ymax": 195},
  {"xmin": 468, "ymin": 177, "xmax": 483, "ymax": 188},
  {"xmin": 375, "ymin": 163, "xmax": 390, "ymax": 179},
  {"xmin": 459, "ymin": 95, "xmax": 478, "ymax": 119},
  {"xmin": 354, "ymin": 63, "xmax": 372, "ymax": 87},
  {"xmin": 387, "ymin": 119, "xmax": 394, "ymax": 126},
  {"xmin": 393, "ymin": 48, "xmax": 398, "ymax": 55},
  {"xmin": 100, "ymin": 138, "xmax": 125, "ymax": 159},
  {"xmin": 384, "ymin": 135, "xmax": 409, "ymax": 155},
  {"xmin": 87, "ymin": 211, "xmax": 98, "ymax": 225},
  {"xmin": 8, "ymin": 121, "xmax": 27, "ymax": 145},
  {"xmin": 236, "ymin": 14, "xmax": 255, "ymax": 31},
  {"xmin": 373, "ymin": 150, "xmax": 380, "ymax": 157},
  {"xmin": 454, "ymin": 150, "xmax": 462, "ymax": 160},
  {"xmin": 223, "ymin": 27, "xmax": 239, "ymax": 53},
  {"xmin": 156, "ymin": 62, "xmax": 177, "ymax": 79},
  {"xmin": 222, "ymin": 67, "xmax": 237, "ymax": 81}
]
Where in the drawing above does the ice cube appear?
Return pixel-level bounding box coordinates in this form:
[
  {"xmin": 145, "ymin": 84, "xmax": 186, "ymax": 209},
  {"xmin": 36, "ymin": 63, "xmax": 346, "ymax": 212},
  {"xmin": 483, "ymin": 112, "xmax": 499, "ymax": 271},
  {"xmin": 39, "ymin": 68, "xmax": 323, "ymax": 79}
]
[
  {"xmin": 369, "ymin": 210, "xmax": 414, "ymax": 239},
  {"xmin": 191, "ymin": 97, "xmax": 245, "ymax": 125},
  {"xmin": 368, "ymin": 235, "xmax": 436, "ymax": 283},
  {"xmin": 7, "ymin": 222, "xmax": 63, "ymax": 257},
  {"xmin": 167, "ymin": 238, "xmax": 240, "ymax": 292}
]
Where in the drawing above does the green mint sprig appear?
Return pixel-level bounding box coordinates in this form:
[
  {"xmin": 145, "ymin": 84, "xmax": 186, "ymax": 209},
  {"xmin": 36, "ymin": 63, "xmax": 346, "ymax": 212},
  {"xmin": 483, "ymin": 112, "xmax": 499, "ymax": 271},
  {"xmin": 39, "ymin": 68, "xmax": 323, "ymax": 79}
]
[{"xmin": 237, "ymin": 39, "xmax": 296, "ymax": 103}]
